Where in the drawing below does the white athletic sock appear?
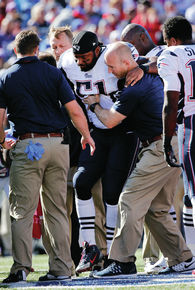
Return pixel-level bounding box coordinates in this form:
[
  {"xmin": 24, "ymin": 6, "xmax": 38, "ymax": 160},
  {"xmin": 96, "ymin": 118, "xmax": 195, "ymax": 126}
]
[
  {"xmin": 183, "ymin": 204, "xmax": 195, "ymax": 255},
  {"xmin": 106, "ymin": 203, "xmax": 118, "ymax": 255},
  {"xmin": 75, "ymin": 197, "xmax": 96, "ymax": 245},
  {"xmin": 169, "ymin": 205, "xmax": 177, "ymax": 223},
  {"xmin": 191, "ymin": 197, "xmax": 195, "ymax": 226}
]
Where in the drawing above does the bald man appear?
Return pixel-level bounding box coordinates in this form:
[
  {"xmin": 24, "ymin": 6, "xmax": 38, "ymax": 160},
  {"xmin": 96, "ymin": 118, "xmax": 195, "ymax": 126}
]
[
  {"xmin": 121, "ymin": 23, "xmax": 176, "ymax": 274},
  {"xmin": 84, "ymin": 42, "xmax": 194, "ymax": 277},
  {"xmin": 120, "ymin": 23, "xmax": 166, "ymax": 86},
  {"xmin": 121, "ymin": 23, "xmax": 161, "ymax": 56}
]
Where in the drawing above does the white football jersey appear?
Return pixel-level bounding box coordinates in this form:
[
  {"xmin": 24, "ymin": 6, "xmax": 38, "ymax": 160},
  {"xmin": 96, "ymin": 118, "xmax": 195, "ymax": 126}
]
[
  {"xmin": 60, "ymin": 45, "xmax": 138, "ymax": 129},
  {"xmin": 145, "ymin": 45, "xmax": 166, "ymax": 58},
  {"xmin": 158, "ymin": 44, "xmax": 195, "ymax": 118},
  {"xmin": 60, "ymin": 47, "xmax": 118, "ymax": 129}
]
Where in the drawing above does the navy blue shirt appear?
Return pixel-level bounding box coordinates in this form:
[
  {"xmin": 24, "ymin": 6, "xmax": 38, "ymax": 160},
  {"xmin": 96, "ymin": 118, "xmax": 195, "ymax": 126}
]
[
  {"xmin": 113, "ymin": 74, "xmax": 164, "ymax": 141},
  {"xmin": 0, "ymin": 56, "xmax": 75, "ymax": 135}
]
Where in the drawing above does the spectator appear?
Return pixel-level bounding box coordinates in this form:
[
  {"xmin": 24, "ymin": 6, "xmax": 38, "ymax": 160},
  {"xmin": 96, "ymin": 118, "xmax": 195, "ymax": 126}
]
[
  {"xmin": 131, "ymin": 0, "xmax": 162, "ymax": 44},
  {"xmin": 27, "ymin": 2, "xmax": 50, "ymax": 39}
]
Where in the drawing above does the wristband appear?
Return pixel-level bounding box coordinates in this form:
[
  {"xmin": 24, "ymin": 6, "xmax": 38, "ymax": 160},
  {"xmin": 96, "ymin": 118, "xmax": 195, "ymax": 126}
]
[
  {"xmin": 163, "ymin": 136, "xmax": 172, "ymax": 148},
  {"xmin": 0, "ymin": 137, "xmax": 5, "ymax": 145},
  {"xmin": 89, "ymin": 102, "xmax": 99, "ymax": 113},
  {"xmin": 139, "ymin": 64, "xmax": 149, "ymax": 74}
]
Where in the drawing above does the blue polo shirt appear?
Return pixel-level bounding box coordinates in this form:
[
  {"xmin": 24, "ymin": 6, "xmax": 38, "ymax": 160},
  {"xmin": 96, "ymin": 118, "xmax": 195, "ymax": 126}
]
[
  {"xmin": 113, "ymin": 74, "xmax": 164, "ymax": 141},
  {"xmin": 0, "ymin": 56, "xmax": 75, "ymax": 135}
]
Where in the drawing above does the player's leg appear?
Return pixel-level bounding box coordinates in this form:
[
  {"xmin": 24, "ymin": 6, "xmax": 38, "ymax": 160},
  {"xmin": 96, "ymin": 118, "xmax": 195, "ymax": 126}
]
[
  {"xmin": 183, "ymin": 195, "xmax": 195, "ymax": 255},
  {"xmin": 182, "ymin": 116, "xmax": 195, "ymax": 255},
  {"xmin": 73, "ymin": 131, "xmax": 107, "ymax": 246},
  {"xmin": 103, "ymin": 132, "xmax": 139, "ymax": 256},
  {"xmin": 73, "ymin": 129, "xmax": 108, "ymax": 273}
]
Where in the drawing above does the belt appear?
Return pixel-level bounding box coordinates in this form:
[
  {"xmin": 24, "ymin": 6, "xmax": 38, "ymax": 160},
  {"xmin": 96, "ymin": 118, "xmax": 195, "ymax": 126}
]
[
  {"xmin": 141, "ymin": 135, "xmax": 162, "ymax": 147},
  {"xmin": 19, "ymin": 132, "xmax": 63, "ymax": 140}
]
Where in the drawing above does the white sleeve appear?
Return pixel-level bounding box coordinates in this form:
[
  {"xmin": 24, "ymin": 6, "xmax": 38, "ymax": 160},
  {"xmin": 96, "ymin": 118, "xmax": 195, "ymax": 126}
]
[{"xmin": 157, "ymin": 49, "xmax": 181, "ymax": 92}]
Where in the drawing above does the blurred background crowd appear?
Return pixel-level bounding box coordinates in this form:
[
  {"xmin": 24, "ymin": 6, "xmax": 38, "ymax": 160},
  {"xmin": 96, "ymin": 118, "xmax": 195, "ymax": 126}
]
[{"xmin": 0, "ymin": 0, "xmax": 195, "ymax": 70}]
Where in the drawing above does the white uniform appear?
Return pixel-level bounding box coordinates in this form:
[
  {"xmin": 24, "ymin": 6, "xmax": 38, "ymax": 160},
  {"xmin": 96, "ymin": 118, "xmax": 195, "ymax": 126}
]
[
  {"xmin": 158, "ymin": 44, "xmax": 195, "ymax": 254},
  {"xmin": 145, "ymin": 45, "xmax": 166, "ymax": 58},
  {"xmin": 158, "ymin": 45, "xmax": 195, "ymax": 117},
  {"xmin": 60, "ymin": 46, "xmax": 139, "ymax": 129}
]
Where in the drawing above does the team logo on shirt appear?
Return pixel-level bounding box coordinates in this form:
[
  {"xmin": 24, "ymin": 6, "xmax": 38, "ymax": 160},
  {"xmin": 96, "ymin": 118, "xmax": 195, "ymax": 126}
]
[
  {"xmin": 73, "ymin": 45, "xmax": 80, "ymax": 51},
  {"xmin": 84, "ymin": 73, "xmax": 92, "ymax": 78}
]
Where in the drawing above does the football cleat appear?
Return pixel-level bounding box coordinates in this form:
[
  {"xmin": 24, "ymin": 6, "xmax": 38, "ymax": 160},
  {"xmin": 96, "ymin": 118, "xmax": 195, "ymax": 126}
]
[
  {"xmin": 76, "ymin": 241, "xmax": 101, "ymax": 274},
  {"xmin": 145, "ymin": 256, "xmax": 167, "ymax": 274}
]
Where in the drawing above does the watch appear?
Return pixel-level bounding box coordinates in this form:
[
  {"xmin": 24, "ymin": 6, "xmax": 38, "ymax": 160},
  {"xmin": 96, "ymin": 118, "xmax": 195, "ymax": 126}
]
[{"xmin": 89, "ymin": 102, "xmax": 99, "ymax": 113}]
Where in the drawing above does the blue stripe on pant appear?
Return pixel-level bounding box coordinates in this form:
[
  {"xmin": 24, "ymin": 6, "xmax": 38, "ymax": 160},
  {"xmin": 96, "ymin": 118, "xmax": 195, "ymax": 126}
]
[{"xmin": 183, "ymin": 115, "xmax": 195, "ymax": 200}]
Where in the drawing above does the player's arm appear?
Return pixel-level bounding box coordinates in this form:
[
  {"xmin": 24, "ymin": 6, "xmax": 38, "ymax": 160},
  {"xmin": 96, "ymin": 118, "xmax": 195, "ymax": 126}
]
[
  {"xmin": 158, "ymin": 50, "xmax": 181, "ymax": 167},
  {"xmin": 125, "ymin": 56, "xmax": 158, "ymax": 87},
  {"xmin": 65, "ymin": 100, "xmax": 95, "ymax": 155},
  {"xmin": 162, "ymin": 90, "xmax": 181, "ymax": 167},
  {"xmin": 163, "ymin": 90, "xmax": 179, "ymax": 138}
]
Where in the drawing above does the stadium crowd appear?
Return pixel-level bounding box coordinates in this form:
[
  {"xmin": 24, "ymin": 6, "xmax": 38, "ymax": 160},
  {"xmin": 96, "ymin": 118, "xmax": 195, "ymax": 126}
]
[
  {"xmin": 0, "ymin": 0, "xmax": 195, "ymax": 284},
  {"xmin": 0, "ymin": 0, "xmax": 194, "ymax": 70}
]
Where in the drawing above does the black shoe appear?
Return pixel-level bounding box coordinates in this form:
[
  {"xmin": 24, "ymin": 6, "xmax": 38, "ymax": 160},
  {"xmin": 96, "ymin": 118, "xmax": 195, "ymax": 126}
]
[
  {"xmin": 93, "ymin": 260, "xmax": 137, "ymax": 278},
  {"xmin": 103, "ymin": 255, "xmax": 113, "ymax": 269},
  {"xmin": 2, "ymin": 270, "xmax": 26, "ymax": 283},
  {"xmin": 158, "ymin": 257, "xmax": 195, "ymax": 275},
  {"xmin": 89, "ymin": 255, "xmax": 113, "ymax": 277},
  {"xmin": 76, "ymin": 241, "xmax": 102, "ymax": 274},
  {"xmin": 38, "ymin": 273, "xmax": 71, "ymax": 281}
]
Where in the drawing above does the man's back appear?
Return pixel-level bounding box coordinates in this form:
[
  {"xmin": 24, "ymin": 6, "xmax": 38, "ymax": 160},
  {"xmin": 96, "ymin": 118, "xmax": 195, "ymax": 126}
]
[{"xmin": 0, "ymin": 56, "xmax": 75, "ymax": 135}]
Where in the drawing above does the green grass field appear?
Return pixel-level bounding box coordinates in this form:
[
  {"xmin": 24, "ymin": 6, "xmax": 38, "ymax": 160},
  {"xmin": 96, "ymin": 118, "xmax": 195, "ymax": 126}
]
[{"xmin": 0, "ymin": 249, "xmax": 195, "ymax": 289}]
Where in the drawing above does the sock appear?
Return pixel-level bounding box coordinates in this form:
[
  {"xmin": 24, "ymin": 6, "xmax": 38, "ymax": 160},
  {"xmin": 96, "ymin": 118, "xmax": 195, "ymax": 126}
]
[
  {"xmin": 191, "ymin": 197, "xmax": 195, "ymax": 226},
  {"xmin": 75, "ymin": 197, "xmax": 96, "ymax": 245},
  {"xmin": 169, "ymin": 205, "xmax": 177, "ymax": 223},
  {"xmin": 106, "ymin": 203, "xmax": 118, "ymax": 255},
  {"xmin": 183, "ymin": 200, "xmax": 195, "ymax": 255}
]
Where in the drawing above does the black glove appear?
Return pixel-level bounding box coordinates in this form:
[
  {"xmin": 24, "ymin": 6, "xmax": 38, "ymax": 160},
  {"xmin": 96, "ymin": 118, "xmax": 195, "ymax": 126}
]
[{"xmin": 163, "ymin": 136, "xmax": 181, "ymax": 167}]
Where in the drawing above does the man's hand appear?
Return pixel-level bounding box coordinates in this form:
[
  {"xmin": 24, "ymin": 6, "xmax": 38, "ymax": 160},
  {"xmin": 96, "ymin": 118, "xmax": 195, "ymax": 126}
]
[
  {"xmin": 83, "ymin": 94, "xmax": 100, "ymax": 109},
  {"xmin": 125, "ymin": 66, "xmax": 144, "ymax": 87},
  {"xmin": 1, "ymin": 139, "xmax": 16, "ymax": 149},
  {"xmin": 81, "ymin": 136, "xmax": 95, "ymax": 156},
  {"xmin": 163, "ymin": 136, "xmax": 181, "ymax": 167}
]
